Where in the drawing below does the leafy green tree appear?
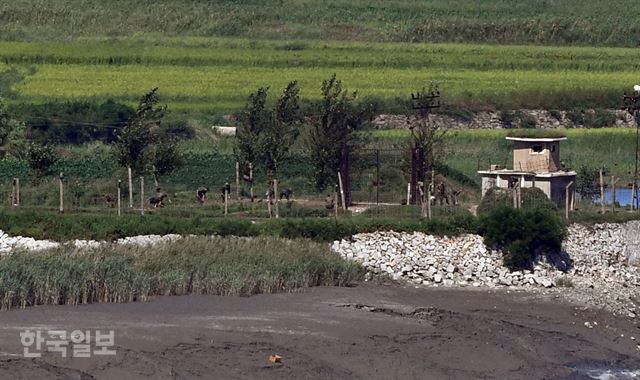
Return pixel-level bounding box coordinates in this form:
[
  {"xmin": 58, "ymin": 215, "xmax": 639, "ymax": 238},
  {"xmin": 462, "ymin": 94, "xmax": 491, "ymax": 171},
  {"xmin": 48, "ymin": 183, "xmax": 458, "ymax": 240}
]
[
  {"xmin": 114, "ymin": 88, "xmax": 166, "ymax": 175},
  {"xmin": 235, "ymin": 87, "xmax": 270, "ymax": 173},
  {"xmin": 308, "ymin": 74, "xmax": 362, "ymax": 196},
  {"xmin": 0, "ymin": 97, "xmax": 27, "ymax": 159},
  {"xmin": 114, "ymin": 88, "xmax": 166, "ymax": 204},
  {"xmin": 235, "ymin": 82, "xmax": 302, "ymax": 181},
  {"xmin": 263, "ymin": 81, "xmax": 301, "ymax": 178},
  {"xmin": 151, "ymin": 137, "xmax": 183, "ymax": 189},
  {"xmin": 576, "ymin": 165, "xmax": 599, "ymax": 201},
  {"xmin": 27, "ymin": 142, "xmax": 57, "ymax": 183}
]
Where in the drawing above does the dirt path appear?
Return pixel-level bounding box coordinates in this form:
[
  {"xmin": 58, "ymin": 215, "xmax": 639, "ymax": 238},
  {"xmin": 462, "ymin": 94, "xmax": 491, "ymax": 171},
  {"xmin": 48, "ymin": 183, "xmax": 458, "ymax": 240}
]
[{"xmin": 0, "ymin": 284, "xmax": 638, "ymax": 379}]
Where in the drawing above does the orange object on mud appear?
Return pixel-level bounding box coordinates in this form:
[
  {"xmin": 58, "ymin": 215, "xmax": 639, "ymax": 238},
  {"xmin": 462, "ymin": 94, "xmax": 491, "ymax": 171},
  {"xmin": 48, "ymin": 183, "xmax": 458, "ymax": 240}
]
[{"xmin": 269, "ymin": 354, "xmax": 282, "ymax": 363}]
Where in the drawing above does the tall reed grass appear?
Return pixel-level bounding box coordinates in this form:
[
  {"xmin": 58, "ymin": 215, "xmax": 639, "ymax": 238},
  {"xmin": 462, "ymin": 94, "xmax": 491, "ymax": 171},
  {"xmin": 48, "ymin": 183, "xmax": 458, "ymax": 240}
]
[{"xmin": 0, "ymin": 236, "xmax": 363, "ymax": 310}]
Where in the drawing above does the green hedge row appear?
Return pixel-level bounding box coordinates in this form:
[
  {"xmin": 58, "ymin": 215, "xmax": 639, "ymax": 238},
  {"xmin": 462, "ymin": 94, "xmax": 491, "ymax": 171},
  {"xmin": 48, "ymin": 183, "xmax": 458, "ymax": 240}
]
[{"xmin": 0, "ymin": 210, "xmax": 478, "ymax": 242}]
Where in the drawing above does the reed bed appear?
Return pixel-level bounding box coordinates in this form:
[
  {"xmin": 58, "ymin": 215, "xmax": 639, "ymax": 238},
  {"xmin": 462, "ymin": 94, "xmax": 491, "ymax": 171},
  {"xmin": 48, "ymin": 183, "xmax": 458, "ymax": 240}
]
[{"xmin": 0, "ymin": 236, "xmax": 363, "ymax": 310}]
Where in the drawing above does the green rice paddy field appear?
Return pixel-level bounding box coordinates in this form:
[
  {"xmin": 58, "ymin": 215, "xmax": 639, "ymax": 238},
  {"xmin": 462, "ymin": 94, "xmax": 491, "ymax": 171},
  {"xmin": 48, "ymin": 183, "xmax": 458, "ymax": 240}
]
[{"xmin": 1, "ymin": 37, "xmax": 640, "ymax": 118}]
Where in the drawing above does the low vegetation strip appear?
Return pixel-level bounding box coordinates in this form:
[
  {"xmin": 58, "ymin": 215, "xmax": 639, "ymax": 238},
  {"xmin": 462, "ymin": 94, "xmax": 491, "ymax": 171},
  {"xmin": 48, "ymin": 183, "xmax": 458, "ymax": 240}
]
[
  {"xmin": 0, "ymin": 211, "xmax": 477, "ymax": 242},
  {"xmin": 0, "ymin": 236, "xmax": 363, "ymax": 310}
]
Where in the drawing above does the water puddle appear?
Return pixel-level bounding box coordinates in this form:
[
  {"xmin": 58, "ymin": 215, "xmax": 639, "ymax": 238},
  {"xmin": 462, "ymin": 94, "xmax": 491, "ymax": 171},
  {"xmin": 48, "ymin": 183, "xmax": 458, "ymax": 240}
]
[{"xmin": 570, "ymin": 363, "xmax": 640, "ymax": 379}]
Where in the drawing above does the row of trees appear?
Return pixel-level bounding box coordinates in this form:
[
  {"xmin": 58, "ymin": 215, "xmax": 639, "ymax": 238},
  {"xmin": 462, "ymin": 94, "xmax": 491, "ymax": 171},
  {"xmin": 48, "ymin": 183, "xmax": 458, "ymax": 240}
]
[
  {"xmin": 235, "ymin": 75, "xmax": 444, "ymax": 201},
  {"xmin": 1, "ymin": 77, "xmax": 443, "ymax": 202}
]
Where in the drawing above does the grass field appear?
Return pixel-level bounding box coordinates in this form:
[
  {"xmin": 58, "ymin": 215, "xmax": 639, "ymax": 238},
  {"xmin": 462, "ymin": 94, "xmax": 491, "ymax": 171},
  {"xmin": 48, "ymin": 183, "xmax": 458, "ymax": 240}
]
[
  {"xmin": 372, "ymin": 128, "xmax": 639, "ymax": 184},
  {"xmin": 4, "ymin": 1, "xmax": 640, "ymax": 47},
  {"xmin": 1, "ymin": 37, "xmax": 639, "ymax": 119}
]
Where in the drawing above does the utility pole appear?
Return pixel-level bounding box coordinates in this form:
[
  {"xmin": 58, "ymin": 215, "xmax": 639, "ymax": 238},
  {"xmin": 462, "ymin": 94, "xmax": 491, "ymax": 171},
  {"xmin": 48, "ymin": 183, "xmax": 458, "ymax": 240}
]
[
  {"xmin": 409, "ymin": 84, "xmax": 440, "ymax": 205},
  {"xmin": 623, "ymin": 87, "xmax": 640, "ymax": 210}
]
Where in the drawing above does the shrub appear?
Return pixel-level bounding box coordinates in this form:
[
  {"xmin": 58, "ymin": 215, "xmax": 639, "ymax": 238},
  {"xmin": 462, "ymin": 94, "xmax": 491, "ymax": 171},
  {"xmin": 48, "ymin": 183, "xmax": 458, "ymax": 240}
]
[
  {"xmin": 478, "ymin": 205, "xmax": 566, "ymax": 271},
  {"xmin": 576, "ymin": 165, "xmax": 599, "ymax": 200},
  {"xmin": 549, "ymin": 109, "xmax": 562, "ymax": 121},
  {"xmin": 478, "ymin": 187, "xmax": 556, "ymax": 214},
  {"xmin": 566, "ymin": 108, "xmax": 584, "ymax": 125},
  {"xmin": 519, "ymin": 114, "xmax": 537, "ymax": 129},
  {"xmin": 585, "ymin": 108, "xmax": 616, "ymax": 128},
  {"xmin": 498, "ymin": 110, "xmax": 516, "ymax": 128},
  {"xmin": 441, "ymin": 105, "xmax": 475, "ymax": 122}
]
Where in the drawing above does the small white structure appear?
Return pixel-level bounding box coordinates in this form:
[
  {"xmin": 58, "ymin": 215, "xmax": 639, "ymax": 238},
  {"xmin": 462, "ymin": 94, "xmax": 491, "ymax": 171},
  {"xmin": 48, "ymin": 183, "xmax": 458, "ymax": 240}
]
[
  {"xmin": 212, "ymin": 126, "xmax": 236, "ymax": 136},
  {"xmin": 478, "ymin": 135, "xmax": 576, "ymax": 208}
]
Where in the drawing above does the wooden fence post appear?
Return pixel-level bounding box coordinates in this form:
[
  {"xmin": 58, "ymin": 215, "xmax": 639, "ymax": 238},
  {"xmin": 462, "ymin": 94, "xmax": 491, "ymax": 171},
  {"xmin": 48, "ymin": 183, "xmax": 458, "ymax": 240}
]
[
  {"xmin": 128, "ymin": 167, "xmax": 133, "ymax": 208},
  {"xmin": 59, "ymin": 172, "xmax": 64, "ymax": 213},
  {"xmin": 427, "ymin": 183, "xmax": 432, "ymax": 220},
  {"xmin": 117, "ymin": 180, "xmax": 122, "ymax": 216},
  {"xmin": 140, "ymin": 176, "xmax": 144, "ymax": 216},
  {"xmin": 249, "ymin": 162, "xmax": 254, "ymax": 202},
  {"xmin": 565, "ymin": 181, "xmax": 574, "ymax": 220},
  {"xmin": 224, "ymin": 186, "xmax": 229, "ymax": 216},
  {"xmin": 236, "ymin": 162, "xmax": 240, "ymax": 200},
  {"xmin": 406, "ymin": 183, "xmax": 411, "ymax": 206},
  {"xmin": 11, "ymin": 178, "xmax": 18, "ymax": 207},
  {"xmin": 611, "ymin": 176, "xmax": 618, "ymax": 213},
  {"xmin": 274, "ymin": 179, "xmax": 279, "ymax": 218},
  {"xmin": 337, "ymin": 171, "xmax": 346, "ymax": 211},
  {"xmin": 599, "ymin": 169, "xmax": 604, "ymax": 214},
  {"xmin": 334, "ymin": 185, "xmax": 339, "ymax": 218}
]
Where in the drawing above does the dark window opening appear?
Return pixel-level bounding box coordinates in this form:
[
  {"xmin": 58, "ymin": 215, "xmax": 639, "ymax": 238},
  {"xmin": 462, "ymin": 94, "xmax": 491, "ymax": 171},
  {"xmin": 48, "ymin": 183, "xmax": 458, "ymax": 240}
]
[{"xmin": 532, "ymin": 145, "xmax": 543, "ymax": 153}]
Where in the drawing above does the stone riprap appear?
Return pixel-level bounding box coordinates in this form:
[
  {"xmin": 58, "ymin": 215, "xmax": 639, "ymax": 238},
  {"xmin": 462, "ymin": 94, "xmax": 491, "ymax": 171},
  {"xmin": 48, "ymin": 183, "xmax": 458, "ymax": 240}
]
[
  {"xmin": 331, "ymin": 232, "xmax": 557, "ymax": 288},
  {"xmin": 332, "ymin": 223, "xmax": 640, "ymax": 289},
  {"xmin": 331, "ymin": 222, "xmax": 640, "ymax": 317},
  {"xmin": 0, "ymin": 232, "xmax": 184, "ymax": 254},
  {"xmin": 373, "ymin": 109, "xmax": 637, "ymax": 130}
]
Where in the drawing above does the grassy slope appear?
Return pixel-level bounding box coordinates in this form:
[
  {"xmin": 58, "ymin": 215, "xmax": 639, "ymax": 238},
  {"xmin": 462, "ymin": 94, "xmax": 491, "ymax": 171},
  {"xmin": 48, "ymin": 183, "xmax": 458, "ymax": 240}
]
[{"xmin": 3, "ymin": 1, "xmax": 640, "ymax": 47}]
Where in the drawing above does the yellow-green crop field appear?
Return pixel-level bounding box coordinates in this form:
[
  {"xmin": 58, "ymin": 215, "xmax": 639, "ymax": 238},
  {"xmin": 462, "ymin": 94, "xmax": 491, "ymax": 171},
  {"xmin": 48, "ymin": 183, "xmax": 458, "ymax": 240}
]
[{"xmin": 1, "ymin": 38, "xmax": 640, "ymax": 116}]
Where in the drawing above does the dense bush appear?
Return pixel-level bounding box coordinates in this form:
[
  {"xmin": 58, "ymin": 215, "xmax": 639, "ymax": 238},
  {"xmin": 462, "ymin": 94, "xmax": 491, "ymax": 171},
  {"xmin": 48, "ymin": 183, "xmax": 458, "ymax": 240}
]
[
  {"xmin": 12, "ymin": 99, "xmax": 134, "ymax": 144},
  {"xmin": 576, "ymin": 165, "xmax": 599, "ymax": 200},
  {"xmin": 585, "ymin": 108, "xmax": 617, "ymax": 128},
  {"xmin": 519, "ymin": 114, "xmax": 537, "ymax": 129},
  {"xmin": 478, "ymin": 205, "xmax": 566, "ymax": 271},
  {"xmin": 549, "ymin": 109, "xmax": 562, "ymax": 121},
  {"xmin": 478, "ymin": 187, "xmax": 556, "ymax": 214}
]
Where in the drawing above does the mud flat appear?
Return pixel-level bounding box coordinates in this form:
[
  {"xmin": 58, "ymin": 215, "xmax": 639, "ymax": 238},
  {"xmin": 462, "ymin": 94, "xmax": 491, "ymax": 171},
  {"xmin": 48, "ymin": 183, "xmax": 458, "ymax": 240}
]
[{"xmin": 0, "ymin": 284, "xmax": 638, "ymax": 379}]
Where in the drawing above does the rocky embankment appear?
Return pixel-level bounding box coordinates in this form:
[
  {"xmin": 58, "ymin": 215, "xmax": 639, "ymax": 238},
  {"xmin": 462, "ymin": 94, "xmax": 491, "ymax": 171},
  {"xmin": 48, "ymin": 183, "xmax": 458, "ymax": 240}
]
[
  {"xmin": 373, "ymin": 109, "xmax": 637, "ymax": 129},
  {"xmin": 332, "ymin": 222, "xmax": 640, "ymax": 317},
  {"xmin": 0, "ymin": 232, "xmax": 183, "ymax": 254}
]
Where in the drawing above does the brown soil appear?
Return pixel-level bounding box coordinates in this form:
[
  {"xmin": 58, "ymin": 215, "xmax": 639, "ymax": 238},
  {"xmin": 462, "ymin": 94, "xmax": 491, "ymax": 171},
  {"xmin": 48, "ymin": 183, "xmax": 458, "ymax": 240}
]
[{"xmin": 0, "ymin": 284, "xmax": 638, "ymax": 379}]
